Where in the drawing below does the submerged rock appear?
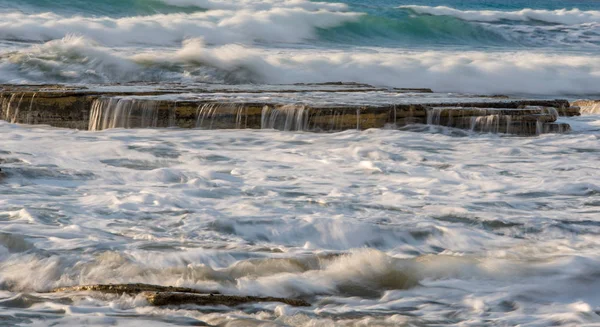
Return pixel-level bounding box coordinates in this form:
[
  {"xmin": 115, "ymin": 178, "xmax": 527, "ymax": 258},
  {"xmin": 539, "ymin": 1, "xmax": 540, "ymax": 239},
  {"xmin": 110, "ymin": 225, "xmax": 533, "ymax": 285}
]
[
  {"xmin": 51, "ymin": 283, "xmax": 310, "ymax": 308},
  {"xmin": 51, "ymin": 283, "xmax": 219, "ymax": 295},
  {"xmin": 145, "ymin": 292, "xmax": 311, "ymax": 307}
]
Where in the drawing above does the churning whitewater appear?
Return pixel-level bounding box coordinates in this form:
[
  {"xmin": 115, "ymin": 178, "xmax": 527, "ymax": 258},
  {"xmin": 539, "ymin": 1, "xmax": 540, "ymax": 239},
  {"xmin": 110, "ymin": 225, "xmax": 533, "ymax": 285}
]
[
  {"xmin": 2, "ymin": 0, "xmax": 600, "ymax": 326},
  {"xmin": 1, "ymin": 117, "xmax": 600, "ymax": 326}
]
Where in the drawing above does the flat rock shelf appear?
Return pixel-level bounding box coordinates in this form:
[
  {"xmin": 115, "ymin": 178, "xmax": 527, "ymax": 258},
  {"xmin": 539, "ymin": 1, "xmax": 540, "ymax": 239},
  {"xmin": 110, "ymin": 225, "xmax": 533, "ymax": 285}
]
[{"xmin": 0, "ymin": 84, "xmax": 580, "ymax": 135}]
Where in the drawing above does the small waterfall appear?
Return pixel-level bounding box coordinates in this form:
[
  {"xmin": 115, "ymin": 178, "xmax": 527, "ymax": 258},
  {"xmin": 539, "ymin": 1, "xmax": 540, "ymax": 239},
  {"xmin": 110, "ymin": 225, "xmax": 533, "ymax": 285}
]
[
  {"xmin": 88, "ymin": 98, "xmax": 160, "ymax": 131},
  {"xmin": 584, "ymin": 102, "xmax": 600, "ymax": 114},
  {"xmin": 424, "ymin": 107, "xmax": 563, "ymax": 135},
  {"xmin": 426, "ymin": 107, "xmax": 443, "ymax": 125},
  {"xmin": 543, "ymin": 107, "xmax": 559, "ymax": 121},
  {"xmin": 0, "ymin": 93, "xmax": 6, "ymax": 120},
  {"xmin": 536, "ymin": 120, "xmax": 543, "ymax": 136},
  {"xmin": 329, "ymin": 111, "xmax": 344, "ymax": 131},
  {"xmin": 4, "ymin": 93, "xmax": 17, "ymax": 122},
  {"xmin": 570, "ymin": 100, "xmax": 600, "ymax": 115},
  {"xmin": 477, "ymin": 114, "xmax": 501, "ymax": 133},
  {"xmin": 261, "ymin": 105, "xmax": 309, "ymax": 131},
  {"xmin": 195, "ymin": 103, "xmax": 248, "ymax": 129},
  {"xmin": 10, "ymin": 94, "xmax": 25, "ymax": 123},
  {"xmin": 25, "ymin": 93, "xmax": 37, "ymax": 124},
  {"xmin": 196, "ymin": 103, "xmax": 218, "ymax": 129},
  {"xmin": 235, "ymin": 105, "xmax": 247, "ymax": 129}
]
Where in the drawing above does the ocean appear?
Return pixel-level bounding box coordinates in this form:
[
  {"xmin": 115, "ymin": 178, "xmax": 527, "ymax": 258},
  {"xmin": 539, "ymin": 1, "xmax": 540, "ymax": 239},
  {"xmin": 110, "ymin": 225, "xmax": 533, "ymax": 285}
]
[
  {"xmin": 1, "ymin": 0, "xmax": 600, "ymax": 94},
  {"xmin": 1, "ymin": 1, "xmax": 600, "ymax": 326}
]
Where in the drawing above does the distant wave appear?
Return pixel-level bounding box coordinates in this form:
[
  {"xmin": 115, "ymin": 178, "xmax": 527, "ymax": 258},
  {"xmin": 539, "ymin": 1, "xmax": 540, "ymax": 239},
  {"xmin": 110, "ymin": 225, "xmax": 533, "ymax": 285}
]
[
  {"xmin": 0, "ymin": 3, "xmax": 599, "ymax": 49},
  {"xmin": 157, "ymin": 0, "xmax": 350, "ymax": 11},
  {"xmin": 0, "ymin": 8, "xmax": 361, "ymax": 46},
  {"xmin": 399, "ymin": 5, "xmax": 600, "ymax": 25}
]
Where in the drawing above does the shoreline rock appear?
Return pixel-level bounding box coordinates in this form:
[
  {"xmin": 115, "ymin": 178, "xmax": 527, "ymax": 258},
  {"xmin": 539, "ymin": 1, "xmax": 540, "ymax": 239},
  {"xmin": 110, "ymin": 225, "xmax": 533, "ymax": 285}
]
[
  {"xmin": 51, "ymin": 283, "xmax": 310, "ymax": 308},
  {"xmin": 0, "ymin": 84, "xmax": 580, "ymax": 135}
]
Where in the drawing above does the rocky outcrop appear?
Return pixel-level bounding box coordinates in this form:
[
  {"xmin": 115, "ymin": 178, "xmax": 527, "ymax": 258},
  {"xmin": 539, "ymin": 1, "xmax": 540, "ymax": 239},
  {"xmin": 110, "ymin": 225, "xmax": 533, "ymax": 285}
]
[
  {"xmin": 146, "ymin": 292, "xmax": 311, "ymax": 307},
  {"xmin": 0, "ymin": 85, "xmax": 579, "ymax": 135},
  {"xmin": 51, "ymin": 283, "xmax": 310, "ymax": 307},
  {"xmin": 52, "ymin": 283, "xmax": 220, "ymax": 295},
  {"xmin": 572, "ymin": 100, "xmax": 600, "ymax": 114}
]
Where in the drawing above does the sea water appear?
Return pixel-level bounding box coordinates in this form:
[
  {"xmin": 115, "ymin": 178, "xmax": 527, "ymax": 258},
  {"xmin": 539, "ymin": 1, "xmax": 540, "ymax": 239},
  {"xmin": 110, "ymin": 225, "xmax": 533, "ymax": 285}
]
[
  {"xmin": 1, "ymin": 0, "xmax": 600, "ymax": 95},
  {"xmin": 2, "ymin": 1, "xmax": 600, "ymax": 326}
]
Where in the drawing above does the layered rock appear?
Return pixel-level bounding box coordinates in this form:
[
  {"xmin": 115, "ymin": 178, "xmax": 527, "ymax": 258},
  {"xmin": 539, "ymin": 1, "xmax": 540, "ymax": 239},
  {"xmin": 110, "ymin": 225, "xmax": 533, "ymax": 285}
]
[{"xmin": 0, "ymin": 85, "xmax": 579, "ymax": 135}]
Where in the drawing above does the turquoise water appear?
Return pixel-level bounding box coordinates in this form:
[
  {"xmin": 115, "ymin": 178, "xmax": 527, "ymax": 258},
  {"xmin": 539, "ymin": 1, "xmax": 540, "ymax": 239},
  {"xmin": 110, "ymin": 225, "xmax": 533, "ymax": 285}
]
[
  {"xmin": 2, "ymin": 0, "xmax": 600, "ymax": 48},
  {"xmin": 5, "ymin": 0, "xmax": 600, "ymax": 15}
]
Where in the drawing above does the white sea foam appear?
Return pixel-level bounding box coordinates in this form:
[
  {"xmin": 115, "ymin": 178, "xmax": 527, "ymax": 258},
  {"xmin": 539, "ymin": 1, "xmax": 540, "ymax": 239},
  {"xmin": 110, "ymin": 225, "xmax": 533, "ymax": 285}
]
[
  {"xmin": 5, "ymin": 35, "xmax": 600, "ymax": 94},
  {"xmin": 0, "ymin": 3, "xmax": 360, "ymax": 46},
  {"xmin": 158, "ymin": 0, "xmax": 350, "ymax": 11},
  {"xmin": 168, "ymin": 39, "xmax": 600, "ymax": 94},
  {"xmin": 1, "ymin": 118, "xmax": 600, "ymax": 325},
  {"xmin": 400, "ymin": 5, "xmax": 600, "ymax": 25}
]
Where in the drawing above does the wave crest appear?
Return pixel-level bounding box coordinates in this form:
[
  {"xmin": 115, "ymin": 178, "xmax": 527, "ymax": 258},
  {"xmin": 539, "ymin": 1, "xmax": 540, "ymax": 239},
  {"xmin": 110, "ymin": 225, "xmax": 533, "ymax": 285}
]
[
  {"xmin": 0, "ymin": 4, "xmax": 361, "ymax": 46},
  {"xmin": 400, "ymin": 5, "xmax": 600, "ymax": 25},
  {"xmin": 4, "ymin": 36, "xmax": 600, "ymax": 95}
]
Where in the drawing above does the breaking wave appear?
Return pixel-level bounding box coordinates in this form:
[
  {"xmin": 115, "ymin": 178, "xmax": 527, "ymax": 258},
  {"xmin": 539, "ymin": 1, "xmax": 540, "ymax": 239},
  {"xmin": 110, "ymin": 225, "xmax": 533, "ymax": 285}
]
[
  {"xmin": 3, "ymin": 35, "xmax": 600, "ymax": 95},
  {"xmin": 0, "ymin": 2, "xmax": 600, "ymax": 48},
  {"xmin": 0, "ymin": 2, "xmax": 600, "ymax": 94},
  {"xmin": 400, "ymin": 6, "xmax": 600, "ymax": 25}
]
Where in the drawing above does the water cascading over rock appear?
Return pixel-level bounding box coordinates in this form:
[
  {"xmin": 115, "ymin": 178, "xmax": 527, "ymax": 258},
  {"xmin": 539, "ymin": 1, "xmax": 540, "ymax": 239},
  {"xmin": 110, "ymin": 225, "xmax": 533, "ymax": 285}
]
[
  {"xmin": 195, "ymin": 103, "xmax": 250, "ymax": 129},
  {"xmin": 88, "ymin": 98, "xmax": 165, "ymax": 131},
  {"xmin": 261, "ymin": 105, "xmax": 309, "ymax": 131},
  {"xmin": 425, "ymin": 106, "xmax": 569, "ymax": 135},
  {"xmin": 572, "ymin": 100, "xmax": 600, "ymax": 114},
  {"xmin": 0, "ymin": 85, "xmax": 580, "ymax": 135}
]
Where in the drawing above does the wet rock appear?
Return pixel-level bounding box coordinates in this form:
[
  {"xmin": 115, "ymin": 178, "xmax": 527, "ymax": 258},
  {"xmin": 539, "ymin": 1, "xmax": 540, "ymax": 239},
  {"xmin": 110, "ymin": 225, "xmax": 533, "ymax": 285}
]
[
  {"xmin": 424, "ymin": 106, "xmax": 570, "ymax": 135},
  {"xmin": 51, "ymin": 283, "xmax": 310, "ymax": 308},
  {"xmin": 572, "ymin": 100, "xmax": 600, "ymax": 114},
  {"xmin": 540, "ymin": 122, "xmax": 572, "ymax": 134},
  {"xmin": 0, "ymin": 84, "xmax": 574, "ymax": 135},
  {"xmin": 51, "ymin": 283, "xmax": 220, "ymax": 295},
  {"xmin": 145, "ymin": 292, "xmax": 311, "ymax": 307},
  {"xmin": 393, "ymin": 87, "xmax": 434, "ymax": 93}
]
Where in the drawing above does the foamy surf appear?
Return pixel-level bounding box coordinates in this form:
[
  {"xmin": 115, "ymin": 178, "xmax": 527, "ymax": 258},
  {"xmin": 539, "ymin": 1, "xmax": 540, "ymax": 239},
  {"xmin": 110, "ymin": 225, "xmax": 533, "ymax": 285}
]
[
  {"xmin": 2, "ymin": 0, "xmax": 600, "ymax": 325},
  {"xmin": 3, "ymin": 35, "xmax": 600, "ymax": 95},
  {"xmin": 400, "ymin": 5, "xmax": 600, "ymax": 25},
  {"xmin": 2, "ymin": 118, "xmax": 600, "ymax": 325}
]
